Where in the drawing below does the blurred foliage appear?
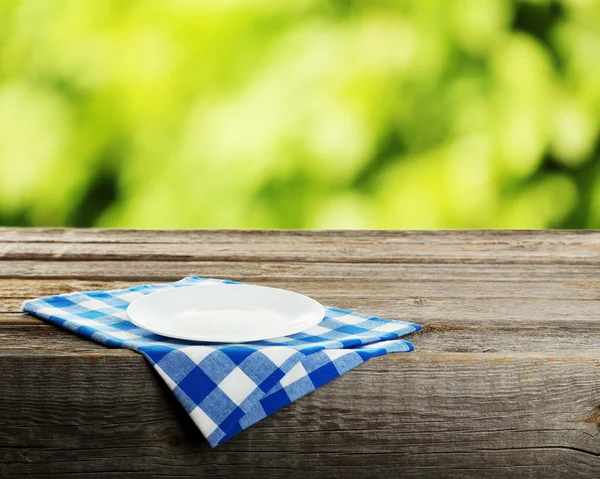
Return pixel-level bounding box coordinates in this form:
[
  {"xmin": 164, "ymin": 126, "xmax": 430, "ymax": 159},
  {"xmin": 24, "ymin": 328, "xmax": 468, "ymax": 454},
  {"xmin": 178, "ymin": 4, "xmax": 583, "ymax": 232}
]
[{"xmin": 0, "ymin": 0, "xmax": 599, "ymax": 229}]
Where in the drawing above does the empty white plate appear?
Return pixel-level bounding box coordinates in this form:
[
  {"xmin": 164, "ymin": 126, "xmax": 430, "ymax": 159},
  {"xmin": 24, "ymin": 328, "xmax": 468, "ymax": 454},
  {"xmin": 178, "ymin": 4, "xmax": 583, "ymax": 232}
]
[{"xmin": 126, "ymin": 283, "xmax": 325, "ymax": 343}]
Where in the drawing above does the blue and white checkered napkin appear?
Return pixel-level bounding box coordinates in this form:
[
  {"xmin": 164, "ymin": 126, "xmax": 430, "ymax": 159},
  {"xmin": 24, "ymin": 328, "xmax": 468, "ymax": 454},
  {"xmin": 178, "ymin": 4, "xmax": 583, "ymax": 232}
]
[{"xmin": 22, "ymin": 276, "xmax": 421, "ymax": 447}]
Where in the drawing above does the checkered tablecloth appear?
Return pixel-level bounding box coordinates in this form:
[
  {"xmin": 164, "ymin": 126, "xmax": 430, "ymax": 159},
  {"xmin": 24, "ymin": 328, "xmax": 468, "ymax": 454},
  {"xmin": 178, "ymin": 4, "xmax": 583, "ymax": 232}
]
[{"xmin": 22, "ymin": 276, "xmax": 421, "ymax": 447}]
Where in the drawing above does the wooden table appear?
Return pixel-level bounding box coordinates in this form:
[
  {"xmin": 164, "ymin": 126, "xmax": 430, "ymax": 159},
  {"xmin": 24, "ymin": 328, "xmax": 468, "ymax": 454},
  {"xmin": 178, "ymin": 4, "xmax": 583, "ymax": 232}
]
[{"xmin": 1, "ymin": 229, "xmax": 599, "ymax": 478}]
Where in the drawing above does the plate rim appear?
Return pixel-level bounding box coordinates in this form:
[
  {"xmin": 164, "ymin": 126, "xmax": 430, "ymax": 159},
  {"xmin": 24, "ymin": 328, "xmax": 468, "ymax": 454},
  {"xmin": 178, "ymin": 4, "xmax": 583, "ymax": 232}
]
[{"xmin": 125, "ymin": 283, "xmax": 325, "ymax": 343}]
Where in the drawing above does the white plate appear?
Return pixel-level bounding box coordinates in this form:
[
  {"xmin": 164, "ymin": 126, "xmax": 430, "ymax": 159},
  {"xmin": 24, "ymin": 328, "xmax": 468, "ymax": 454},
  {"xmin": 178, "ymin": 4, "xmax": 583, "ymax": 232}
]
[{"xmin": 126, "ymin": 283, "xmax": 325, "ymax": 343}]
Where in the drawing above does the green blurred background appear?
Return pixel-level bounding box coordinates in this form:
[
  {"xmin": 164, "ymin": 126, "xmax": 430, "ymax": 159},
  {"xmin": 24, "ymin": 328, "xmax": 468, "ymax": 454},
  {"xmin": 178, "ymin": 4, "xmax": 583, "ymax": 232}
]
[{"xmin": 1, "ymin": 0, "xmax": 599, "ymax": 229}]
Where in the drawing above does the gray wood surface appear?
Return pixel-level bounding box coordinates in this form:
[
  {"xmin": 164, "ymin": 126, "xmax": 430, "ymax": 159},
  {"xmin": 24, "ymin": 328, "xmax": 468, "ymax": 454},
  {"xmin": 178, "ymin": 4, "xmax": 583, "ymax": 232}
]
[{"xmin": 1, "ymin": 229, "xmax": 599, "ymax": 478}]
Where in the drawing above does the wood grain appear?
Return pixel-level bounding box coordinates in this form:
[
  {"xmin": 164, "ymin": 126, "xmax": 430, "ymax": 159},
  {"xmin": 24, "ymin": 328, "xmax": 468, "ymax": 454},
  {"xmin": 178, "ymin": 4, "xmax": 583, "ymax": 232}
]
[
  {"xmin": 3, "ymin": 316, "xmax": 600, "ymax": 354},
  {"xmin": 1, "ymin": 229, "xmax": 599, "ymax": 478},
  {"xmin": 2, "ymin": 266, "xmax": 599, "ymax": 328},
  {"xmin": 1, "ymin": 351, "xmax": 599, "ymax": 478},
  {"xmin": 1, "ymin": 229, "xmax": 599, "ymax": 264}
]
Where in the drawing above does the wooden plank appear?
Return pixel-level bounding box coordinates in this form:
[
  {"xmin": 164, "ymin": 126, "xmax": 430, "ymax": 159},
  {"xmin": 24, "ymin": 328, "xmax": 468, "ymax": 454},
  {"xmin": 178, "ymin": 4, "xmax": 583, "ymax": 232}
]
[
  {"xmin": 2, "ymin": 266, "xmax": 598, "ymax": 327},
  {"xmin": 2, "ymin": 277, "xmax": 600, "ymax": 301},
  {"xmin": 1, "ymin": 228, "xmax": 598, "ymax": 244},
  {"xmin": 1, "ymin": 229, "xmax": 599, "ymax": 264},
  {"xmin": 6, "ymin": 294, "xmax": 600, "ymax": 327},
  {"xmin": 2, "ymin": 240, "xmax": 600, "ymax": 264},
  {"xmin": 2, "ymin": 259, "xmax": 599, "ymax": 282},
  {"xmin": 6, "ymin": 261, "xmax": 600, "ymax": 338},
  {"xmin": 3, "ymin": 317, "xmax": 600, "ymax": 354},
  {"xmin": 1, "ymin": 351, "xmax": 599, "ymax": 477},
  {"xmin": 3, "ymin": 272, "xmax": 600, "ymax": 319}
]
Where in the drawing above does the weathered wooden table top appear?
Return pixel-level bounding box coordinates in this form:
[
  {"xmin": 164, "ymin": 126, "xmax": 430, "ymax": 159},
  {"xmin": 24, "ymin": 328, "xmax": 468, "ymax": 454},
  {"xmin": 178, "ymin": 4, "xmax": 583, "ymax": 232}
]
[{"xmin": 1, "ymin": 229, "xmax": 599, "ymax": 478}]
